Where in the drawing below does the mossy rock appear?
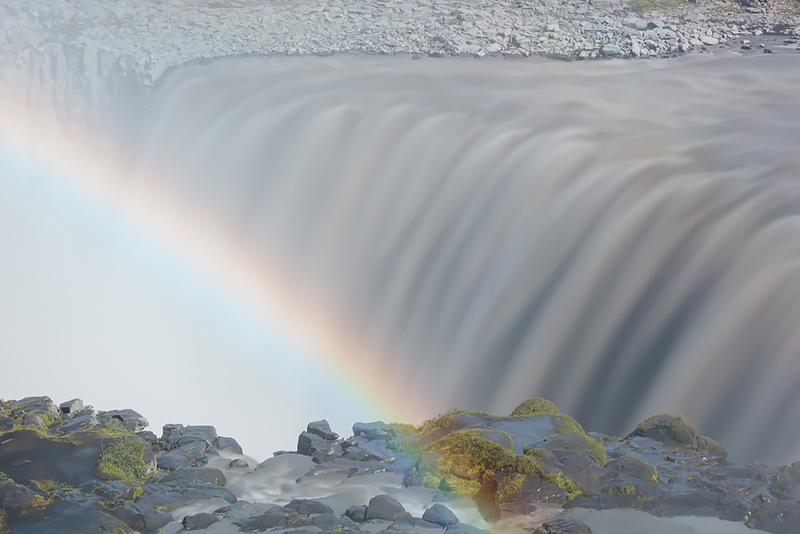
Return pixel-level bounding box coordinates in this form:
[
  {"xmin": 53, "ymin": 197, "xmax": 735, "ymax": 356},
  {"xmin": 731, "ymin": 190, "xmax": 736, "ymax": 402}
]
[
  {"xmin": 770, "ymin": 461, "xmax": 800, "ymax": 501},
  {"xmin": 511, "ymin": 398, "xmax": 559, "ymax": 417},
  {"xmin": 630, "ymin": 414, "xmax": 726, "ymax": 457}
]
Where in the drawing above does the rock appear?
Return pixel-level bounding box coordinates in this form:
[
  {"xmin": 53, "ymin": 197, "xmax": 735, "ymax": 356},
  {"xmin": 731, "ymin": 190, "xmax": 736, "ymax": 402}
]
[
  {"xmin": 422, "ymin": 503, "xmax": 460, "ymax": 527},
  {"xmin": 346, "ymin": 504, "xmax": 367, "ymax": 522},
  {"xmin": 312, "ymin": 443, "xmax": 343, "ymax": 464},
  {"xmin": 284, "ymin": 498, "xmax": 334, "ymax": 515},
  {"xmin": 60, "ymin": 411, "xmax": 99, "ymax": 433},
  {"xmin": 98, "ymin": 409, "xmax": 148, "ymax": 432},
  {"xmin": 94, "ymin": 480, "xmax": 137, "ymax": 502},
  {"xmin": 0, "ymin": 415, "xmax": 13, "ymax": 431},
  {"xmin": 115, "ymin": 502, "xmax": 173, "ymax": 533},
  {"xmin": 59, "ymin": 398, "xmax": 84, "ymax": 415},
  {"xmin": 217, "ymin": 436, "xmax": 243, "ymax": 454},
  {"xmin": 532, "ymin": 519, "xmax": 593, "ymax": 533},
  {"xmin": 22, "ymin": 413, "xmax": 44, "ymax": 427},
  {"xmin": 161, "ymin": 425, "xmax": 217, "ymax": 449},
  {"xmin": 353, "ymin": 421, "xmax": 397, "ymax": 441},
  {"xmin": 235, "ymin": 511, "xmax": 290, "ymax": 531},
  {"xmin": 366, "ymin": 494, "xmax": 408, "ymax": 521},
  {"xmin": 308, "ymin": 419, "xmax": 339, "ymax": 441},
  {"xmin": 10, "ymin": 396, "xmax": 58, "ymax": 416},
  {"xmin": 0, "ymin": 481, "xmax": 35, "ymax": 510},
  {"xmin": 159, "ymin": 467, "xmax": 226, "ymax": 486},
  {"xmin": 157, "ymin": 440, "xmax": 217, "ymax": 470},
  {"xmin": 298, "ymin": 431, "xmax": 324, "ymax": 456},
  {"xmin": 700, "ymin": 35, "xmax": 719, "ymax": 45},
  {"xmin": 182, "ymin": 512, "xmax": 221, "ymax": 530},
  {"xmin": 229, "ymin": 458, "xmax": 249, "ymax": 468}
]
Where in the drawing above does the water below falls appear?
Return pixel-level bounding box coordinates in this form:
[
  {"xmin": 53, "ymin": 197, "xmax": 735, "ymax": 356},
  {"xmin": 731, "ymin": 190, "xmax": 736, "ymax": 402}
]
[{"xmin": 136, "ymin": 52, "xmax": 800, "ymax": 465}]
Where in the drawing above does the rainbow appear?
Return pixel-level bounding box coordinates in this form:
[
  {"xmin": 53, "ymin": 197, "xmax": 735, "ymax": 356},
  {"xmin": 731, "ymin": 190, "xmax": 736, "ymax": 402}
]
[{"xmin": 0, "ymin": 82, "xmax": 430, "ymax": 452}]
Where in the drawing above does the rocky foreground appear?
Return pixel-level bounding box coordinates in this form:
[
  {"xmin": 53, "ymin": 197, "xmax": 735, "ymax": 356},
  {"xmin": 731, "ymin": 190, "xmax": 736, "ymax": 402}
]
[
  {"xmin": 1, "ymin": 0, "xmax": 800, "ymax": 100},
  {"xmin": 1, "ymin": 395, "xmax": 800, "ymax": 533}
]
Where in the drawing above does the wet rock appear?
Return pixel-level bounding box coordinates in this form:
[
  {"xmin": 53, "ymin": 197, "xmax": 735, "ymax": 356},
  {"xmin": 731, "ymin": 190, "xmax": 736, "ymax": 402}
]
[
  {"xmin": 159, "ymin": 466, "xmax": 226, "ymax": 486},
  {"xmin": 313, "ymin": 443, "xmax": 344, "ymax": 464},
  {"xmin": 182, "ymin": 512, "xmax": 221, "ymax": 530},
  {"xmin": 366, "ymin": 494, "xmax": 409, "ymax": 521},
  {"xmin": 284, "ymin": 498, "xmax": 334, "ymax": 515},
  {"xmin": 346, "ymin": 504, "xmax": 368, "ymax": 522},
  {"xmin": 422, "ymin": 503, "xmax": 459, "ymax": 527},
  {"xmin": 161, "ymin": 425, "xmax": 218, "ymax": 449},
  {"xmin": 94, "ymin": 480, "xmax": 136, "ymax": 502},
  {"xmin": 308, "ymin": 419, "xmax": 339, "ymax": 441},
  {"xmin": 114, "ymin": 501, "xmax": 173, "ymax": 533},
  {"xmin": 157, "ymin": 439, "xmax": 217, "ymax": 470},
  {"xmin": 235, "ymin": 511, "xmax": 291, "ymax": 531},
  {"xmin": 0, "ymin": 481, "xmax": 35, "ymax": 510},
  {"xmin": 353, "ymin": 421, "xmax": 397, "ymax": 441},
  {"xmin": 229, "ymin": 458, "xmax": 249, "ymax": 468}
]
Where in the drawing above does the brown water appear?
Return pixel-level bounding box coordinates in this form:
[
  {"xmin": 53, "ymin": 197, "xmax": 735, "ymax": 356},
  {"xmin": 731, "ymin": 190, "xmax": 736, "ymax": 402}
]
[{"xmin": 138, "ymin": 51, "xmax": 800, "ymax": 465}]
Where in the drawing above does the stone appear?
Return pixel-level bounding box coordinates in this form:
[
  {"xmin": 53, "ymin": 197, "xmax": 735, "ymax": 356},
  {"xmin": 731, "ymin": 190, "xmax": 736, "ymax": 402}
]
[
  {"xmin": 182, "ymin": 512, "xmax": 221, "ymax": 530},
  {"xmin": 298, "ymin": 431, "xmax": 324, "ymax": 456},
  {"xmin": 700, "ymin": 35, "xmax": 719, "ymax": 45},
  {"xmin": 159, "ymin": 467, "xmax": 226, "ymax": 486},
  {"xmin": 532, "ymin": 519, "xmax": 593, "ymax": 533},
  {"xmin": 284, "ymin": 498, "xmax": 334, "ymax": 515},
  {"xmin": 59, "ymin": 398, "xmax": 84, "ymax": 415},
  {"xmin": 366, "ymin": 494, "xmax": 407, "ymax": 521},
  {"xmin": 157, "ymin": 440, "xmax": 217, "ymax": 470},
  {"xmin": 10, "ymin": 396, "xmax": 58, "ymax": 416},
  {"xmin": 98, "ymin": 409, "xmax": 149, "ymax": 432},
  {"xmin": 312, "ymin": 443, "xmax": 343, "ymax": 464},
  {"xmin": 0, "ymin": 415, "xmax": 13, "ymax": 431},
  {"xmin": 229, "ymin": 458, "xmax": 249, "ymax": 468},
  {"xmin": 60, "ymin": 411, "xmax": 99, "ymax": 433},
  {"xmin": 346, "ymin": 504, "xmax": 367, "ymax": 522},
  {"xmin": 94, "ymin": 480, "xmax": 137, "ymax": 502},
  {"xmin": 217, "ymin": 436, "xmax": 243, "ymax": 454},
  {"xmin": 0, "ymin": 482, "xmax": 35, "ymax": 510},
  {"xmin": 235, "ymin": 511, "xmax": 290, "ymax": 531},
  {"xmin": 22, "ymin": 413, "xmax": 44, "ymax": 426},
  {"xmin": 422, "ymin": 503, "xmax": 459, "ymax": 527},
  {"xmin": 352, "ymin": 422, "xmax": 397, "ymax": 441},
  {"xmin": 308, "ymin": 419, "xmax": 339, "ymax": 441}
]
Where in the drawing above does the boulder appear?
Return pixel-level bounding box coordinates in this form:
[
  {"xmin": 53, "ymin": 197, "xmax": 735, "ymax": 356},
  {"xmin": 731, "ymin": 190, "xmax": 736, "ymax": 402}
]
[
  {"xmin": 157, "ymin": 440, "xmax": 217, "ymax": 470},
  {"xmin": 159, "ymin": 467, "xmax": 226, "ymax": 486},
  {"xmin": 284, "ymin": 498, "xmax": 334, "ymax": 515},
  {"xmin": 0, "ymin": 415, "xmax": 13, "ymax": 431},
  {"xmin": 98, "ymin": 409, "xmax": 148, "ymax": 432},
  {"xmin": 9, "ymin": 396, "xmax": 58, "ymax": 415},
  {"xmin": 114, "ymin": 501, "xmax": 173, "ymax": 533},
  {"xmin": 229, "ymin": 458, "xmax": 249, "ymax": 468},
  {"xmin": 60, "ymin": 411, "xmax": 99, "ymax": 433},
  {"xmin": 0, "ymin": 481, "xmax": 35, "ymax": 510},
  {"xmin": 353, "ymin": 421, "xmax": 396, "ymax": 441},
  {"xmin": 235, "ymin": 511, "xmax": 291, "ymax": 531},
  {"xmin": 422, "ymin": 503, "xmax": 459, "ymax": 527},
  {"xmin": 312, "ymin": 443, "xmax": 343, "ymax": 464},
  {"xmin": 366, "ymin": 494, "xmax": 408, "ymax": 521},
  {"xmin": 94, "ymin": 480, "xmax": 137, "ymax": 502},
  {"xmin": 298, "ymin": 431, "xmax": 324, "ymax": 456},
  {"xmin": 308, "ymin": 419, "xmax": 339, "ymax": 441},
  {"xmin": 217, "ymin": 436, "xmax": 243, "ymax": 454},
  {"xmin": 59, "ymin": 399, "xmax": 84, "ymax": 415},
  {"xmin": 345, "ymin": 504, "xmax": 367, "ymax": 522},
  {"xmin": 22, "ymin": 413, "xmax": 44, "ymax": 427},
  {"xmin": 182, "ymin": 512, "xmax": 221, "ymax": 530}
]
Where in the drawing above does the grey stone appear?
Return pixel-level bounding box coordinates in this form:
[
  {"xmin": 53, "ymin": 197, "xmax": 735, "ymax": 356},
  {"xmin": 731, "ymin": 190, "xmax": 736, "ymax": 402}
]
[
  {"xmin": 284, "ymin": 498, "xmax": 334, "ymax": 515},
  {"xmin": 0, "ymin": 415, "xmax": 12, "ymax": 431},
  {"xmin": 98, "ymin": 409, "xmax": 149, "ymax": 432},
  {"xmin": 10, "ymin": 396, "xmax": 58, "ymax": 415},
  {"xmin": 157, "ymin": 439, "xmax": 217, "ymax": 470},
  {"xmin": 159, "ymin": 467, "xmax": 226, "ymax": 486},
  {"xmin": 345, "ymin": 504, "xmax": 367, "ymax": 522},
  {"xmin": 60, "ymin": 411, "xmax": 99, "ymax": 433},
  {"xmin": 308, "ymin": 419, "xmax": 339, "ymax": 441},
  {"xmin": 182, "ymin": 512, "xmax": 221, "ymax": 530},
  {"xmin": 229, "ymin": 458, "xmax": 250, "ymax": 468},
  {"xmin": 298, "ymin": 431, "xmax": 324, "ymax": 456},
  {"xmin": 366, "ymin": 494, "xmax": 407, "ymax": 521},
  {"xmin": 422, "ymin": 503, "xmax": 459, "ymax": 527},
  {"xmin": 22, "ymin": 413, "xmax": 44, "ymax": 426},
  {"xmin": 59, "ymin": 398, "xmax": 84, "ymax": 415},
  {"xmin": 352, "ymin": 422, "xmax": 396, "ymax": 441},
  {"xmin": 0, "ymin": 482, "xmax": 35, "ymax": 510},
  {"xmin": 217, "ymin": 436, "xmax": 243, "ymax": 454},
  {"xmin": 94, "ymin": 481, "xmax": 136, "ymax": 501}
]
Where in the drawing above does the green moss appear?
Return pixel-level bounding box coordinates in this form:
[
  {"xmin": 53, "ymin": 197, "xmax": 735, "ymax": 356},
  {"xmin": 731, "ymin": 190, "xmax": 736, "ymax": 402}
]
[
  {"xmin": 541, "ymin": 470, "xmax": 588, "ymax": 501},
  {"xmin": 99, "ymin": 437, "xmax": 148, "ymax": 483},
  {"xmin": 511, "ymin": 398, "xmax": 559, "ymax": 417},
  {"xmin": 0, "ymin": 509, "xmax": 10, "ymax": 534},
  {"xmin": 633, "ymin": 414, "xmax": 696, "ymax": 446},
  {"xmin": 417, "ymin": 409, "xmax": 492, "ymax": 435},
  {"xmin": 523, "ymin": 446, "xmax": 547, "ymax": 460},
  {"xmin": 29, "ymin": 480, "xmax": 73, "ymax": 494},
  {"xmin": 604, "ymin": 484, "xmax": 636, "ymax": 495},
  {"xmin": 100, "ymin": 417, "xmax": 131, "ymax": 435},
  {"xmin": 696, "ymin": 435, "xmax": 727, "ymax": 457},
  {"xmin": 770, "ymin": 461, "xmax": 800, "ymax": 501},
  {"xmin": 0, "ymin": 472, "xmax": 11, "ymax": 482},
  {"xmin": 388, "ymin": 422, "xmax": 417, "ymax": 436}
]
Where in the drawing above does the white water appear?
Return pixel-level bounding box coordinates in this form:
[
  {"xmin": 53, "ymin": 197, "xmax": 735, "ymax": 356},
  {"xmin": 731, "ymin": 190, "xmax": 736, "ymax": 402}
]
[{"xmin": 135, "ymin": 52, "xmax": 800, "ymax": 465}]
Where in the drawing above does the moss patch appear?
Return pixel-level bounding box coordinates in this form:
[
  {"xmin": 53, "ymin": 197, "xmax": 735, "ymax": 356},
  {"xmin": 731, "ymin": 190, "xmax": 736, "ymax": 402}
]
[
  {"xmin": 29, "ymin": 479, "xmax": 74, "ymax": 494},
  {"xmin": 0, "ymin": 472, "xmax": 11, "ymax": 482},
  {"xmin": 98, "ymin": 437, "xmax": 148, "ymax": 483},
  {"xmin": 604, "ymin": 484, "xmax": 636, "ymax": 495},
  {"xmin": 416, "ymin": 409, "xmax": 492, "ymax": 435},
  {"xmin": 770, "ymin": 461, "xmax": 800, "ymax": 501},
  {"xmin": 511, "ymin": 398, "xmax": 559, "ymax": 417}
]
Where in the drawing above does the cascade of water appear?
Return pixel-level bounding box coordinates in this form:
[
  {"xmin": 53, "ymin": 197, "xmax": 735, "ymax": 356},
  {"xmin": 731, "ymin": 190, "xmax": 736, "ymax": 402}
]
[{"xmin": 133, "ymin": 54, "xmax": 800, "ymax": 464}]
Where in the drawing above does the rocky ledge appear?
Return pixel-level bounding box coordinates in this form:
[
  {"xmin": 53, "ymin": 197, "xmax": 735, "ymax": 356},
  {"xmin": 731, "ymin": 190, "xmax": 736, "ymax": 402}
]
[
  {"xmin": 1, "ymin": 395, "xmax": 800, "ymax": 533},
  {"xmin": 1, "ymin": 0, "xmax": 800, "ymax": 101}
]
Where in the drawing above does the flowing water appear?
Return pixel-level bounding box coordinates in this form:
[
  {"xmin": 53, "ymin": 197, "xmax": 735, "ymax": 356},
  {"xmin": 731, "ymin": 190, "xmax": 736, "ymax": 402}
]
[{"xmin": 135, "ymin": 52, "xmax": 800, "ymax": 465}]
